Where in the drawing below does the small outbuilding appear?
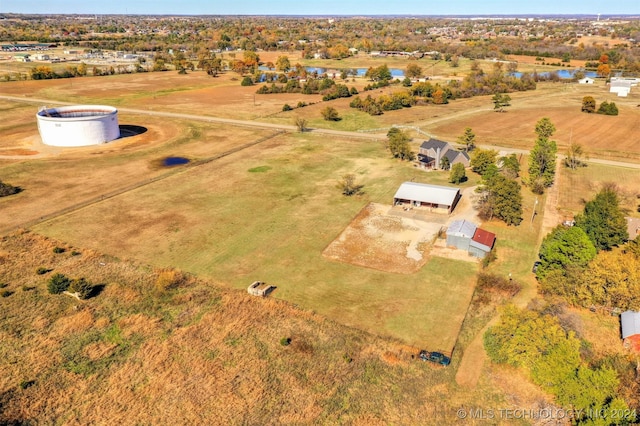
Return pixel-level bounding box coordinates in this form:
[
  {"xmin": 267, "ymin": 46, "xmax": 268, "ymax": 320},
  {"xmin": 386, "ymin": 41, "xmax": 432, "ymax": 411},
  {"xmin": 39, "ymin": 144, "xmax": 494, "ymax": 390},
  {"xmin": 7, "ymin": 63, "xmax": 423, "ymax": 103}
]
[
  {"xmin": 393, "ymin": 182, "xmax": 461, "ymax": 214},
  {"xmin": 445, "ymin": 220, "xmax": 496, "ymax": 259},
  {"xmin": 446, "ymin": 220, "xmax": 477, "ymax": 250},
  {"xmin": 621, "ymin": 311, "xmax": 640, "ymax": 352},
  {"xmin": 578, "ymin": 77, "xmax": 595, "ymax": 84},
  {"xmin": 469, "ymin": 228, "xmax": 497, "ymax": 259}
]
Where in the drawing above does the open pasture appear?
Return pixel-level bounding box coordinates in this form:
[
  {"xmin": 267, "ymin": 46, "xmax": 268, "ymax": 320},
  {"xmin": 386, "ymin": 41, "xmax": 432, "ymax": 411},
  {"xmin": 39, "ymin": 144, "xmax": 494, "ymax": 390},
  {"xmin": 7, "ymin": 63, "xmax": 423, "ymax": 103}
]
[
  {"xmin": 556, "ymin": 162, "xmax": 640, "ymax": 220},
  {"xmin": 425, "ymin": 82, "xmax": 640, "ymax": 161},
  {"xmin": 28, "ymin": 130, "xmax": 478, "ymax": 352}
]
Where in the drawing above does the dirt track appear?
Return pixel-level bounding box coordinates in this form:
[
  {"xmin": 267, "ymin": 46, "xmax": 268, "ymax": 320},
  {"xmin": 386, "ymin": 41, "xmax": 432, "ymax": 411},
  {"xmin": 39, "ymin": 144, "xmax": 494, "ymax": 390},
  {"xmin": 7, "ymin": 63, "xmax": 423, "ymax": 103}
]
[{"xmin": 3, "ymin": 94, "xmax": 638, "ymax": 172}]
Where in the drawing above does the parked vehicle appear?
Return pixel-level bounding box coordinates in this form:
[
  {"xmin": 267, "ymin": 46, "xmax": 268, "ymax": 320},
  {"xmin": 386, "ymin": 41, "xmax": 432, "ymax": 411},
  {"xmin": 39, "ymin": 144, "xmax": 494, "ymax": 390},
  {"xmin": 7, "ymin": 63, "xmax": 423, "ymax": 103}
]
[{"xmin": 419, "ymin": 350, "xmax": 451, "ymax": 366}]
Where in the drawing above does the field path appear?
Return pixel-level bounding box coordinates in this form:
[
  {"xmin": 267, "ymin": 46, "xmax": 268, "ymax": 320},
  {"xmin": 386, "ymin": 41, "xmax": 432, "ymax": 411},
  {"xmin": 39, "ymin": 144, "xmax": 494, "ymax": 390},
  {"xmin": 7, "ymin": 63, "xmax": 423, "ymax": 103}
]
[{"xmin": 4, "ymin": 94, "xmax": 638, "ymax": 171}]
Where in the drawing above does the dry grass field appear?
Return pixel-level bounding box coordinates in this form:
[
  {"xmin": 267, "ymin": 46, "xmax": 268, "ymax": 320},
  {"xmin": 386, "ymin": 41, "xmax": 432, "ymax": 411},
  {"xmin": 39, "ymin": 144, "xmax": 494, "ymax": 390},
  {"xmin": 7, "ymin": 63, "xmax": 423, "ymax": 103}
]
[
  {"xmin": 0, "ymin": 231, "xmax": 522, "ymax": 425},
  {"xmin": 1, "ymin": 58, "xmax": 638, "ymax": 422}
]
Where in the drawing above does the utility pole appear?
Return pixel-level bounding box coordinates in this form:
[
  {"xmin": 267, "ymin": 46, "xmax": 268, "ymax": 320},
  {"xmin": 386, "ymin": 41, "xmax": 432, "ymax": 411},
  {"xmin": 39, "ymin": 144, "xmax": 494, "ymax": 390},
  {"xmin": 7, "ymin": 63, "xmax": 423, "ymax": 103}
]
[{"xmin": 530, "ymin": 197, "xmax": 539, "ymax": 227}]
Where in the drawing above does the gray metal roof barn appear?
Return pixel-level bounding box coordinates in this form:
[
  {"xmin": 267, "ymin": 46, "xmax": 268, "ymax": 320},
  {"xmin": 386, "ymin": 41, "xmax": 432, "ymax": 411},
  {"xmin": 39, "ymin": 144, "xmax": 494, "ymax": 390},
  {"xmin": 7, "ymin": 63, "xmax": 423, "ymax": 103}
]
[{"xmin": 393, "ymin": 182, "xmax": 461, "ymax": 214}]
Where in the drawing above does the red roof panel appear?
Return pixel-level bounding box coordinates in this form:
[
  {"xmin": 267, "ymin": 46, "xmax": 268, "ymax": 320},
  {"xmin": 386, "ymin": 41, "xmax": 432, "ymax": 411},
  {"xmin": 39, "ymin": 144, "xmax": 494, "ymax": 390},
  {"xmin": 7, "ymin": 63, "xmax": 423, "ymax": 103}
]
[{"xmin": 472, "ymin": 228, "xmax": 496, "ymax": 249}]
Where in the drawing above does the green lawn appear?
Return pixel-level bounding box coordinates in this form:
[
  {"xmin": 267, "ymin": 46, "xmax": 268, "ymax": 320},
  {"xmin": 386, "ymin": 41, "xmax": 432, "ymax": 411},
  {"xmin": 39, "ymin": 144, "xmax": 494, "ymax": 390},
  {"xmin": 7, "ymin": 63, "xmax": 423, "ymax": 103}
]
[{"xmin": 34, "ymin": 131, "xmax": 478, "ymax": 351}]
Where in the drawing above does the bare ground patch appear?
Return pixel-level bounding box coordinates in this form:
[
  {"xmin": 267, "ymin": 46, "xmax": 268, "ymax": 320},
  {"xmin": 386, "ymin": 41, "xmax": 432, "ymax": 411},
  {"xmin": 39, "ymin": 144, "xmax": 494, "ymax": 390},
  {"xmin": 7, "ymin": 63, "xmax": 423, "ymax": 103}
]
[{"xmin": 322, "ymin": 203, "xmax": 443, "ymax": 273}]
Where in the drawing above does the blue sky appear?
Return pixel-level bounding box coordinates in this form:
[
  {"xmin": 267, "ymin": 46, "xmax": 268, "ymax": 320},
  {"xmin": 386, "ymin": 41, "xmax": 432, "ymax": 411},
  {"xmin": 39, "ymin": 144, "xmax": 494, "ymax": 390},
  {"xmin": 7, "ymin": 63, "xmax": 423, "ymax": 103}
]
[{"xmin": 1, "ymin": 0, "xmax": 638, "ymax": 15}]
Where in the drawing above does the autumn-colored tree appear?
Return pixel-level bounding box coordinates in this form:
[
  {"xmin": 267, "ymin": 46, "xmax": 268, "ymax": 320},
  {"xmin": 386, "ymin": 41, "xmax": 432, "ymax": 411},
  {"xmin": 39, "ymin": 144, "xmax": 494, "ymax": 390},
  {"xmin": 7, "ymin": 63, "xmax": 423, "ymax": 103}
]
[
  {"xmin": 581, "ymin": 96, "xmax": 596, "ymax": 113},
  {"xmin": 596, "ymin": 63, "xmax": 611, "ymax": 77},
  {"xmin": 405, "ymin": 63, "xmax": 423, "ymax": 79},
  {"xmin": 321, "ymin": 106, "xmax": 340, "ymax": 121}
]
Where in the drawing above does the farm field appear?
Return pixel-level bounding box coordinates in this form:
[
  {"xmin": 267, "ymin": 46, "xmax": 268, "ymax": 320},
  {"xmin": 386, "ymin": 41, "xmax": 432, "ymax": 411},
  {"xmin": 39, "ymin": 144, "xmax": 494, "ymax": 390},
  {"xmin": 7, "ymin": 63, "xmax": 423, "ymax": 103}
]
[
  {"xmin": 556, "ymin": 162, "xmax": 640, "ymax": 220},
  {"xmin": 27, "ymin": 130, "xmax": 479, "ymax": 352},
  {"xmin": 2, "ymin": 63, "xmax": 637, "ymax": 351},
  {"xmin": 1, "ymin": 41, "xmax": 639, "ymax": 423}
]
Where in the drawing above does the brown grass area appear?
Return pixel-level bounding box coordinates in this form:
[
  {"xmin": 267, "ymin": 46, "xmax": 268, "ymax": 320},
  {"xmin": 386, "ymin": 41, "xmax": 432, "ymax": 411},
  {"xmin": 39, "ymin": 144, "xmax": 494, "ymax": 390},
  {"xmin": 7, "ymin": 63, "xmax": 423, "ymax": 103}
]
[
  {"xmin": 0, "ymin": 230, "xmax": 526, "ymax": 424},
  {"xmin": 426, "ymin": 83, "xmax": 640, "ymax": 162}
]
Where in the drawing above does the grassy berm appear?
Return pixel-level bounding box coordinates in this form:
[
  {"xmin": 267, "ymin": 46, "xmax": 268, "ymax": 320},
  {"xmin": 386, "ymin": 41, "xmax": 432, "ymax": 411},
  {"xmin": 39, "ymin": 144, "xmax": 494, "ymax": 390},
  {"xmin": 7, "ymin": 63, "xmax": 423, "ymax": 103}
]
[{"xmin": 0, "ymin": 230, "xmax": 513, "ymax": 425}]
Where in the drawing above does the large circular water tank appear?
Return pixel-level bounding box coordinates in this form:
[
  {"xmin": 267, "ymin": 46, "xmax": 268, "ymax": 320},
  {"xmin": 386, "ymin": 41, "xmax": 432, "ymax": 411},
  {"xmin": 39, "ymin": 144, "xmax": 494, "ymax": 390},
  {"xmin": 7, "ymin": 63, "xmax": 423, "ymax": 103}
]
[{"xmin": 36, "ymin": 105, "xmax": 120, "ymax": 147}]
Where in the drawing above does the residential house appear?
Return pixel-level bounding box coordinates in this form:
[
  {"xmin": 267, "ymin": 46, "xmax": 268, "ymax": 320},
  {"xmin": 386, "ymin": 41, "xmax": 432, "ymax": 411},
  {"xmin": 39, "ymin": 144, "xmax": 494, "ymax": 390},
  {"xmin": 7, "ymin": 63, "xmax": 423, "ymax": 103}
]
[{"xmin": 418, "ymin": 138, "xmax": 470, "ymax": 170}]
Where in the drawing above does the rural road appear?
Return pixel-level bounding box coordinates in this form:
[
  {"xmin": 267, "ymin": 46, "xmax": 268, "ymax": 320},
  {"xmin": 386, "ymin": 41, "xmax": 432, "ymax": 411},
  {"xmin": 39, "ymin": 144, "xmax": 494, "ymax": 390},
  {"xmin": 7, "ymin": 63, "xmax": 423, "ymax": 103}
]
[{"xmin": 3, "ymin": 94, "xmax": 638, "ymax": 170}]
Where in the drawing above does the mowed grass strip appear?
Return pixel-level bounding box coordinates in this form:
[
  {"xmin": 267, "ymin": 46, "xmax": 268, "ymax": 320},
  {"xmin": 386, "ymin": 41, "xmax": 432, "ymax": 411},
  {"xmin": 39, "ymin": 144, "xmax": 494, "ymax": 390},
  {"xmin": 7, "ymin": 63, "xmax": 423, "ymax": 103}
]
[{"xmin": 35, "ymin": 132, "xmax": 478, "ymax": 350}]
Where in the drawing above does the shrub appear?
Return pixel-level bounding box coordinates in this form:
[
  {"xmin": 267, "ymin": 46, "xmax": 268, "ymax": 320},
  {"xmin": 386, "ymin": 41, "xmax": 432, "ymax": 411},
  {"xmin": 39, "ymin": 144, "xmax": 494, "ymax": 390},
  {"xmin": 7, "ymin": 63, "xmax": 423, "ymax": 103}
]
[
  {"xmin": 0, "ymin": 283, "xmax": 7, "ymax": 289},
  {"xmin": 53, "ymin": 246, "xmax": 65, "ymax": 254},
  {"xmin": 0, "ymin": 180, "xmax": 22, "ymax": 197},
  {"xmin": 47, "ymin": 273, "xmax": 70, "ymax": 294},
  {"xmin": 155, "ymin": 268, "xmax": 185, "ymax": 293},
  {"xmin": 71, "ymin": 250, "xmax": 81, "ymax": 256},
  {"xmin": 36, "ymin": 267, "xmax": 50, "ymax": 275},
  {"xmin": 280, "ymin": 337, "xmax": 291, "ymax": 346},
  {"xmin": 282, "ymin": 103, "xmax": 292, "ymax": 111},
  {"xmin": 240, "ymin": 76, "xmax": 254, "ymax": 86},
  {"xmin": 69, "ymin": 277, "xmax": 93, "ymax": 300},
  {"xmin": 1, "ymin": 290, "xmax": 13, "ymax": 298}
]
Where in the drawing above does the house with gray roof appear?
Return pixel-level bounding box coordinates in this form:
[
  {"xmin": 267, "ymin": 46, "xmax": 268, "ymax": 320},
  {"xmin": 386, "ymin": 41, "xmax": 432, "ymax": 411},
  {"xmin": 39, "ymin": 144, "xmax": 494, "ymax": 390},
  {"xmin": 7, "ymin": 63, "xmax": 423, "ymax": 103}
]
[
  {"xmin": 418, "ymin": 138, "xmax": 470, "ymax": 170},
  {"xmin": 393, "ymin": 182, "xmax": 461, "ymax": 214}
]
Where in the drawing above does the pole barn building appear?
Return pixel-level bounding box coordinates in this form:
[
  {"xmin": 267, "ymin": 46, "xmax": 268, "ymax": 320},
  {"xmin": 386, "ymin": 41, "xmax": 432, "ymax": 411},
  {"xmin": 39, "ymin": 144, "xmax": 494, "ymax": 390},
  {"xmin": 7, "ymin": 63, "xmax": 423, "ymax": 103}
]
[{"xmin": 393, "ymin": 182, "xmax": 461, "ymax": 214}]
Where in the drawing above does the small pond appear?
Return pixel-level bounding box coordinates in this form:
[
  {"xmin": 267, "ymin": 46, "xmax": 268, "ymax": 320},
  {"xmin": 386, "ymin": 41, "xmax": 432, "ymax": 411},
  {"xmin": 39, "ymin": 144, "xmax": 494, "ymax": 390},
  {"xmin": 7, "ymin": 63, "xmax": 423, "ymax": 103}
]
[{"xmin": 163, "ymin": 157, "xmax": 190, "ymax": 167}]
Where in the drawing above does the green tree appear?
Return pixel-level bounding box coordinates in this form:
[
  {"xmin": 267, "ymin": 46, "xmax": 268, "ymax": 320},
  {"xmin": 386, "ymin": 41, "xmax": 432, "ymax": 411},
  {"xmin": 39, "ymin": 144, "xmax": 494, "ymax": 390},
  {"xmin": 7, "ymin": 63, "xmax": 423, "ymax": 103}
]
[
  {"xmin": 69, "ymin": 277, "xmax": 93, "ymax": 299},
  {"xmin": 321, "ymin": 106, "xmax": 340, "ymax": 121},
  {"xmin": 575, "ymin": 185, "xmax": 629, "ymax": 251},
  {"xmin": 386, "ymin": 128, "xmax": 414, "ymax": 161},
  {"xmin": 449, "ymin": 163, "xmax": 466, "ymax": 184},
  {"xmin": 492, "ymin": 93, "xmax": 511, "ymax": 112},
  {"xmin": 457, "ymin": 127, "xmax": 476, "ymax": 152},
  {"xmin": 47, "ymin": 273, "xmax": 70, "ymax": 294},
  {"xmin": 480, "ymin": 174, "xmax": 523, "ymax": 226},
  {"xmin": 499, "ymin": 153, "xmax": 520, "ymax": 178},
  {"xmin": 470, "ymin": 148, "xmax": 498, "ymax": 175},
  {"xmin": 275, "ymin": 55, "xmax": 290, "ymax": 72},
  {"xmin": 534, "ymin": 117, "xmax": 556, "ymax": 139},
  {"xmin": 439, "ymin": 156, "xmax": 450, "ymax": 170},
  {"xmin": 536, "ymin": 225, "xmax": 597, "ymax": 281},
  {"xmin": 581, "ymin": 96, "xmax": 596, "ymax": 113},
  {"xmin": 528, "ymin": 118, "xmax": 558, "ymax": 193},
  {"xmin": 597, "ymin": 101, "xmax": 619, "ymax": 116},
  {"xmin": 365, "ymin": 64, "xmax": 391, "ymax": 81}
]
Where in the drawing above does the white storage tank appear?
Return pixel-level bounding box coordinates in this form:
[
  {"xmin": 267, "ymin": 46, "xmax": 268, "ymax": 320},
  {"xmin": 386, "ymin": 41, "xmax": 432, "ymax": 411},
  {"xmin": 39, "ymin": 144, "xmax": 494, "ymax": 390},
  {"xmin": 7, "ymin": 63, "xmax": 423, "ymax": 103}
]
[{"xmin": 36, "ymin": 105, "xmax": 120, "ymax": 147}]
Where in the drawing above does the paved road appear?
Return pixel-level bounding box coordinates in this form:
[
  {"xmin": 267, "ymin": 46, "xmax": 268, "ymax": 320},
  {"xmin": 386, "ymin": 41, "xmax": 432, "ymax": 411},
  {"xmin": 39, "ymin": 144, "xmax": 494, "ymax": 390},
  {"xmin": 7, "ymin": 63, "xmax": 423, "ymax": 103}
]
[{"xmin": 3, "ymin": 94, "xmax": 639, "ymax": 170}]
